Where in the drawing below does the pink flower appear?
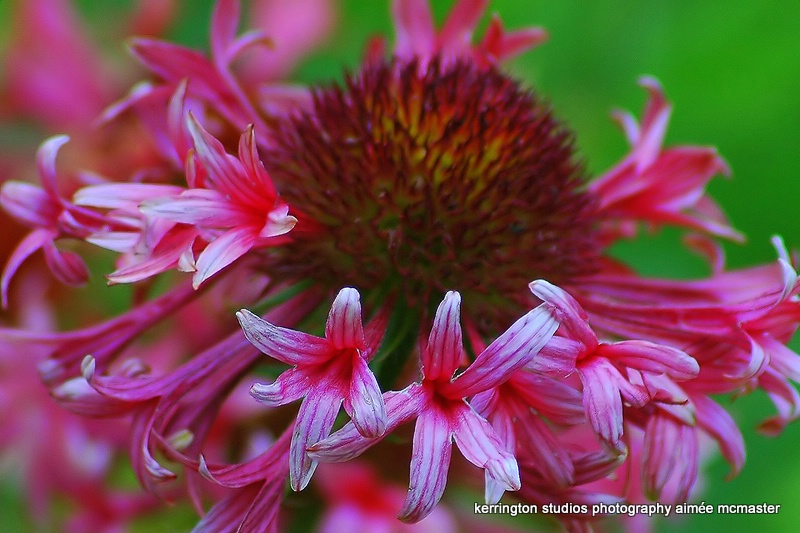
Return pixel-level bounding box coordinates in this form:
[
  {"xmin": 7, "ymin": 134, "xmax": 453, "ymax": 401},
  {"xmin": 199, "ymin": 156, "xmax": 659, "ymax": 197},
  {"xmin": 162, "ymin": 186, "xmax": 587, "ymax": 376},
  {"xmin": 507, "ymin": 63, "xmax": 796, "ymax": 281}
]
[
  {"xmin": 0, "ymin": 136, "xmax": 92, "ymax": 307},
  {"xmin": 388, "ymin": 0, "xmax": 547, "ymax": 68},
  {"xmin": 237, "ymin": 287, "xmax": 387, "ymax": 490},
  {"xmin": 310, "ymin": 291, "xmax": 559, "ymax": 522},
  {"xmin": 589, "ymin": 77, "xmax": 742, "ymax": 241},
  {"xmin": 140, "ymin": 115, "xmax": 296, "ymax": 287}
]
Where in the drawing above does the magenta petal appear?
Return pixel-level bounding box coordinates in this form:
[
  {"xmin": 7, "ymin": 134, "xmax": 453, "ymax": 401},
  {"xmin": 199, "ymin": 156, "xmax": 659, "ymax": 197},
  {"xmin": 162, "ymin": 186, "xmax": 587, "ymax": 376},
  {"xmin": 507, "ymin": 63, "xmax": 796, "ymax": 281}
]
[
  {"xmin": 250, "ymin": 368, "xmax": 309, "ymax": 407},
  {"xmin": 398, "ymin": 408, "xmax": 453, "ymax": 524},
  {"xmin": 0, "ymin": 182, "xmax": 56, "ymax": 227},
  {"xmin": 236, "ymin": 309, "xmax": 331, "ymax": 365},
  {"xmin": 36, "ymin": 134, "xmax": 70, "ymax": 195},
  {"xmin": 422, "ymin": 291, "xmax": 463, "ymax": 381},
  {"xmin": 290, "ymin": 389, "xmax": 342, "ymax": 491},
  {"xmin": 42, "ymin": 241, "xmax": 89, "ymax": 286},
  {"xmin": 325, "ymin": 287, "xmax": 365, "ymax": 350},
  {"xmin": 445, "ymin": 305, "xmax": 558, "ymax": 398},
  {"xmin": 193, "ymin": 227, "xmax": 256, "ymax": 288},
  {"xmin": 1, "ymin": 228, "xmax": 53, "ymax": 308},
  {"xmin": 347, "ymin": 355, "xmax": 387, "ymax": 438}
]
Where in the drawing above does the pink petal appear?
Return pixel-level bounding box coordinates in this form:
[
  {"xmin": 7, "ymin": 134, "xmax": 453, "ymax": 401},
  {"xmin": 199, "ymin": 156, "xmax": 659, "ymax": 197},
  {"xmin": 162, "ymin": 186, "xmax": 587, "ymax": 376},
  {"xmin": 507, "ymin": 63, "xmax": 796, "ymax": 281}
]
[
  {"xmin": 42, "ymin": 241, "xmax": 89, "ymax": 286},
  {"xmin": 236, "ymin": 308, "xmax": 331, "ymax": 365},
  {"xmin": 193, "ymin": 227, "xmax": 257, "ymax": 288},
  {"xmin": 1, "ymin": 228, "xmax": 54, "ymax": 308},
  {"xmin": 633, "ymin": 77, "xmax": 671, "ymax": 171},
  {"xmin": 260, "ymin": 204, "xmax": 297, "ymax": 238},
  {"xmin": 514, "ymin": 409, "xmax": 574, "ymax": 488},
  {"xmin": 398, "ymin": 408, "xmax": 452, "ymax": 523},
  {"xmin": 186, "ymin": 114, "xmax": 250, "ymax": 204},
  {"xmin": 0, "ymin": 182, "xmax": 57, "ymax": 227},
  {"xmin": 452, "ymin": 405, "xmax": 520, "ymax": 499},
  {"xmin": 597, "ymin": 340, "xmax": 699, "ymax": 380},
  {"xmin": 210, "ymin": 0, "xmax": 240, "ymax": 62},
  {"xmin": 529, "ymin": 279, "xmax": 597, "ymax": 349},
  {"xmin": 141, "ymin": 189, "xmax": 246, "ymax": 228},
  {"xmin": 238, "ymin": 124, "xmax": 276, "ymax": 199},
  {"xmin": 691, "ymin": 394, "xmax": 745, "ymax": 478},
  {"xmin": 74, "ymin": 183, "xmax": 184, "ymax": 210},
  {"xmin": 445, "ymin": 305, "xmax": 558, "ymax": 398},
  {"xmin": 422, "ymin": 291, "xmax": 464, "ymax": 381},
  {"xmin": 391, "ymin": 0, "xmax": 435, "ymax": 61},
  {"xmin": 309, "ymin": 385, "xmax": 425, "ymax": 462},
  {"xmin": 250, "ymin": 367, "xmax": 309, "ymax": 407},
  {"xmin": 325, "ymin": 287, "xmax": 365, "ymax": 350},
  {"xmin": 438, "ymin": 0, "xmax": 487, "ymax": 57},
  {"xmin": 36, "ymin": 134, "xmax": 70, "ymax": 196},
  {"xmin": 290, "ymin": 389, "xmax": 342, "ymax": 491},
  {"xmin": 579, "ymin": 358, "xmax": 641, "ymax": 449},
  {"xmin": 346, "ymin": 354, "xmax": 387, "ymax": 438},
  {"xmin": 480, "ymin": 15, "xmax": 547, "ymax": 63}
]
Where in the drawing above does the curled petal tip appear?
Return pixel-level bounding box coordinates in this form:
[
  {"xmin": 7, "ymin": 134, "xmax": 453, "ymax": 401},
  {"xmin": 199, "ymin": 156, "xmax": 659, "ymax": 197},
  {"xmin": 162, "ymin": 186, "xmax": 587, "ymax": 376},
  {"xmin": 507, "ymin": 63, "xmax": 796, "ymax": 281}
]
[{"xmin": 80, "ymin": 355, "xmax": 96, "ymax": 381}]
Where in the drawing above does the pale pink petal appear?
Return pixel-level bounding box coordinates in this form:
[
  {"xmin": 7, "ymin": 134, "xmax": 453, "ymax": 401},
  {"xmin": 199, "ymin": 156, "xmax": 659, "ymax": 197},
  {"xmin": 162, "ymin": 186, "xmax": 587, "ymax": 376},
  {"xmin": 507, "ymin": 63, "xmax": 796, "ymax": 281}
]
[
  {"xmin": 86, "ymin": 231, "xmax": 141, "ymax": 253},
  {"xmin": 260, "ymin": 204, "xmax": 297, "ymax": 237},
  {"xmin": 290, "ymin": 389, "xmax": 342, "ymax": 491},
  {"xmin": 236, "ymin": 308, "xmax": 331, "ymax": 365},
  {"xmin": 325, "ymin": 287, "xmax": 365, "ymax": 350},
  {"xmin": 422, "ymin": 291, "xmax": 463, "ymax": 381},
  {"xmin": 346, "ymin": 355, "xmax": 387, "ymax": 438},
  {"xmin": 445, "ymin": 305, "xmax": 558, "ymax": 398},
  {"xmin": 250, "ymin": 367, "xmax": 309, "ymax": 407},
  {"xmin": 74, "ymin": 183, "xmax": 184, "ymax": 210},
  {"xmin": 398, "ymin": 408, "xmax": 453, "ymax": 523},
  {"xmin": 193, "ymin": 227, "xmax": 257, "ymax": 288}
]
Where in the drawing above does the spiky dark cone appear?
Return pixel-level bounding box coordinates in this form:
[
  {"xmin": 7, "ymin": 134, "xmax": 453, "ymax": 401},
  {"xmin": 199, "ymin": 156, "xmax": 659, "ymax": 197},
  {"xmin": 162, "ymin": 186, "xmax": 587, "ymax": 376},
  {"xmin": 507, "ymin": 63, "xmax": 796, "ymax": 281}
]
[{"xmin": 264, "ymin": 59, "xmax": 601, "ymax": 332}]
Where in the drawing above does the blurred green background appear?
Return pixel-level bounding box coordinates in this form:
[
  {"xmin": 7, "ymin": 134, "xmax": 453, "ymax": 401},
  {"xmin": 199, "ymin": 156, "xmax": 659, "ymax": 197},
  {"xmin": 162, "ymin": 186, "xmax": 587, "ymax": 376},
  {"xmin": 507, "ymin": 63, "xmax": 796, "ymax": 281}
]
[{"xmin": 1, "ymin": 0, "xmax": 799, "ymax": 531}]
